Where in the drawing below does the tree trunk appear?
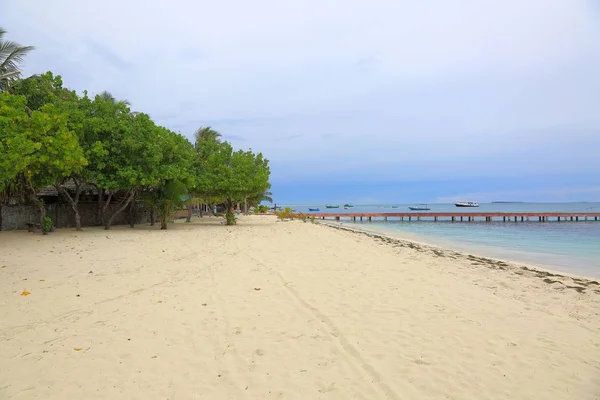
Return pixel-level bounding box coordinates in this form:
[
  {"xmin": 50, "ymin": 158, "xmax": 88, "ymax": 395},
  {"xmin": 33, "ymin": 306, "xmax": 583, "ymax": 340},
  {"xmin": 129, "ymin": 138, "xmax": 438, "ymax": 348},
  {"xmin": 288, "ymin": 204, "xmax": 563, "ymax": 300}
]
[
  {"xmin": 129, "ymin": 200, "xmax": 135, "ymax": 228},
  {"xmin": 25, "ymin": 178, "xmax": 47, "ymax": 234},
  {"xmin": 97, "ymin": 189, "xmax": 104, "ymax": 225},
  {"xmin": 150, "ymin": 209, "xmax": 155, "ymax": 226},
  {"xmin": 225, "ymin": 198, "xmax": 236, "ymax": 225},
  {"xmin": 101, "ymin": 191, "xmax": 113, "ymax": 226},
  {"xmin": 158, "ymin": 199, "xmax": 171, "ymax": 230},
  {"xmin": 56, "ymin": 179, "xmax": 82, "ymax": 231},
  {"xmin": 74, "ymin": 211, "xmax": 81, "ymax": 231},
  {"xmin": 205, "ymin": 203, "xmax": 216, "ymax": 216},
  {"xmin": 105, "ymin": 189, "xmax": 135, "ymax": 230},
  {"xmin": 186, "ymin": 203, "xmax": 192, "ymax": 222},
  {"xmin": 33, "ymin": 197, "xmax": 47, "ymax": 234}
]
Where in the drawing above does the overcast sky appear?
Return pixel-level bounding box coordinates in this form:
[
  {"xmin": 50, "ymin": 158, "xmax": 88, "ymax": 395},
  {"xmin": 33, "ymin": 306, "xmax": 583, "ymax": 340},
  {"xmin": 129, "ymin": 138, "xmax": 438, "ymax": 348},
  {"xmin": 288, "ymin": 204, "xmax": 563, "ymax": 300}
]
[{"xmin": 3, "ymin": 0, "xmax": 600, "ymax": 203}]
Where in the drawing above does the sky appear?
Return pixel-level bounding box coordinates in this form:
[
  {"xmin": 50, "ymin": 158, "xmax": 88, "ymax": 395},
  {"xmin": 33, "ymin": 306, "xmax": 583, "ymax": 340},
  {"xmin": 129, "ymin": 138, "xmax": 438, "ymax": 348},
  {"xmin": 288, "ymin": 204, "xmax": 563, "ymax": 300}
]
[{"xmin": 3, "ymin": 0, "xmax": 600, "ymax": 204}]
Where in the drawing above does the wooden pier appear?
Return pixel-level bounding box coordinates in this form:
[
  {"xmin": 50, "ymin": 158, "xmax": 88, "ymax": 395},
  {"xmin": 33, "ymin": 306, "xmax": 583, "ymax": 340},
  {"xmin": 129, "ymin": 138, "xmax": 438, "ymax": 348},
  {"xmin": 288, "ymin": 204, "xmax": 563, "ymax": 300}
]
[{"xmin": 309, "ymin": 212, "xmax": 600, "ymax": 223}]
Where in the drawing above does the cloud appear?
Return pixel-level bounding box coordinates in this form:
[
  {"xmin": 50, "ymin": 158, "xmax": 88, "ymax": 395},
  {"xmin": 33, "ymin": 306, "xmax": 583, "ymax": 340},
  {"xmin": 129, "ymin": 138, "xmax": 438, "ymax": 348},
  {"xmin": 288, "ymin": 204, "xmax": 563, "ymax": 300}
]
[
  {"xmin": 2, "ymin": 0, "xmax": 599, "ymax": 201},
  {"xmin": 83, "ymin": 37, "xmax": 132, "ymax": 71}
]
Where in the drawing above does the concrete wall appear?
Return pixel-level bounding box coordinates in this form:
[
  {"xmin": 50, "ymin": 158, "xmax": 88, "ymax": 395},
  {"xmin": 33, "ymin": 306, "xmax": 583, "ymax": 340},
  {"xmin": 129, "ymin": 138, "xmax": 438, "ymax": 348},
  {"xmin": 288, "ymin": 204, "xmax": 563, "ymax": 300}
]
[{"xmin": 0, "ymin": 202, "xmax": 150, "ymax": 231}]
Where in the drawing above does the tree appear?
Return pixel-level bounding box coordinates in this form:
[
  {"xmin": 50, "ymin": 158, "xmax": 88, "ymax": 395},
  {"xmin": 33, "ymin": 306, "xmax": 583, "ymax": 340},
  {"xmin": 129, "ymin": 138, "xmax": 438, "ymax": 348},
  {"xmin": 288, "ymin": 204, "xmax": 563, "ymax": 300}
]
[
  {"xmin": 143, "ymin": 180, "xmax": 188, "ymax": 229},
  {"xmin": 9, "ymin": 72, "xmax": 77, "ymax": 111},
  {"xmin": 11, "ymin": 72, "xmax": 91, "ymax": 230},
  {"xmin": 246, "ymin": 187, "xmax": 273, "ymax": 210},
  {"xmin": 144, "ymin": 127, "xmax": 195, "ymax": 229},
  {"xmin": 0, "ymin": 92, "xmax": 87, "ymax": 232},
  {"xmin": 91, "ymin": 110, "xmax": 164, "ymax": 229},
  {"xmin": 194, "ymin": 126, "xmax": 221, "ymax": 149},
  {"xmin": 194, "ymin": 141, "xmax": 270, "ymax": 225},
  {"xmin": 98, "ymin": 90, "xmax": 131, "ymax": 107},
  {"xmin": 0, "ymin": 28, "xmax": 34, "ymax": 91}
]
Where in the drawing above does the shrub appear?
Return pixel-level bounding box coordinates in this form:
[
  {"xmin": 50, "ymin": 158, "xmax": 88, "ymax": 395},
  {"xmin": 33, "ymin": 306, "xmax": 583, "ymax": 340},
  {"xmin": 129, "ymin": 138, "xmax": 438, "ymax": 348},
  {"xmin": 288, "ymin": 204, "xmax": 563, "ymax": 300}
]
[
  {"xmin": 42, "ymin": 216, "xmax": 54, "ymax": 235},
  {"xmin": 225, "ymin": 212, "xmax": 237, "ymax": 225},
  {"xmin": 276, "ymin": 207, "xmax": 293, "ymax": 221},
  {"xmin": 256, "ymin": 205, "xmax": 270, "ymax": 213}
]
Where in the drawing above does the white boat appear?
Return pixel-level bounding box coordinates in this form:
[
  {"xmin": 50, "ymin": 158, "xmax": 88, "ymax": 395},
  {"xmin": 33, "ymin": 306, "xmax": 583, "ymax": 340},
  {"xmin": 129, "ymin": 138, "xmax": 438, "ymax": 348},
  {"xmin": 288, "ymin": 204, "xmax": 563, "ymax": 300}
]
[{"xmin": 455, "ymin": 201, "xmax": 479, "ymax": 207}]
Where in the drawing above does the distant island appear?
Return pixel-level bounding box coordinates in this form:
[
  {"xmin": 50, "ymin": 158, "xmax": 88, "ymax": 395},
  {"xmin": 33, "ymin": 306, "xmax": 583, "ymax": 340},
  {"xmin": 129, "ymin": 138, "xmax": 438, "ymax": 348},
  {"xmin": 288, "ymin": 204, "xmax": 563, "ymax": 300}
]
[{"xmin": 491, "ymin": 201, "xmax": 525, "ymax": 204}]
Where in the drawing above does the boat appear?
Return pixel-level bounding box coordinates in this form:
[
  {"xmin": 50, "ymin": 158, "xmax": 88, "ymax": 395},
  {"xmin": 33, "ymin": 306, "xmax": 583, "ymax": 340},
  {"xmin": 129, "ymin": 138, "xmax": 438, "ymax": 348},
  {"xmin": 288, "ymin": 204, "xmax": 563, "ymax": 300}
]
[
  {"xmin": 343, "ymin": 204, "xmax": 353, "ymax": 208},
  {"xmin": 408, "ymin": 204, "xmax": 430, "ymax": 211},
  {"xmin": 325, "ymin": 205, "xmax": 339, "ymax": 209},
  {"xmin": 391, "ymin": 205, "xmax": 399, "ymax": 208},
  {"xmin": 455, "ymin": 201, "xmax": 479, "ymax": 207},
  {"xmin": 308, "ymin": 208, "xmax": 319, "ymax": 212}
]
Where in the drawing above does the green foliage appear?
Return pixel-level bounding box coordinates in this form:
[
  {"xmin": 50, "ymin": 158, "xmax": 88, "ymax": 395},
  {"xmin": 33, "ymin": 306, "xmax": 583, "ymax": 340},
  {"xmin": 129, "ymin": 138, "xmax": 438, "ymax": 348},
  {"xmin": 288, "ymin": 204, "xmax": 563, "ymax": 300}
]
[
  {"xmin": 142, "ymin": 180, "xmax": 188, "ymax": 229},
  {"xmin": 247, "ymin": 188, "xmax": 273, "ymax": 208},
  {"xmin": 0, "ymin": 91, "xmax": 87, "ymax": 195},
  {"xmin": 225, "ymin": 212, "xmax": 237, "ymax": 225},
  {"xmin": 9, "ymin": 72, "xmax": 76, "ymax": 111},
  {"xmin": 310, "ymin": 216, "xmax": 315, "ymax": 223},
  {"xmin": 42, "ymin": 216, "xmax": 53, "ymax": 234},
  {"xmin": 2, "ymin": 65, "xmax": 271, "ymax": 231},
  {"xmin": 193, "ymin": 138, "xmax": 271, "ymax": 225},
  {"xmin": 256, "ymin": 205, "xmax": 270, "ymax": 213},
  {"xmin": 194, "ymin": 126, "xmax": 221, "ymax": 148},
  {"xmin": 275, "ymin": 207, "xmax": 293, "ymax": 221}
]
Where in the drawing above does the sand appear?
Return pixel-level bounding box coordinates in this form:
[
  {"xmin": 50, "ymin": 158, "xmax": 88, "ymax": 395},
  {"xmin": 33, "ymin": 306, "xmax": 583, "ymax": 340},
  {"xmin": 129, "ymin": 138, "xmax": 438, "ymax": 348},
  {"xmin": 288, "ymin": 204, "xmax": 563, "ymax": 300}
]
[{"xmin": 1, "ymin": 215, "xmax": 599, "ymax": 399}]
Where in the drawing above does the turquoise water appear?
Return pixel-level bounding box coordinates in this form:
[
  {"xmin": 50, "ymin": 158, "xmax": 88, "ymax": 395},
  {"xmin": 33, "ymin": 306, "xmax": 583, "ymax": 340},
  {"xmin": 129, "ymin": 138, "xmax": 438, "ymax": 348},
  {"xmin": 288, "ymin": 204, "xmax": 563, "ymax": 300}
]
[{"xmin": 285, "ymin": 203, "xmax": 600, "ymax": 277}]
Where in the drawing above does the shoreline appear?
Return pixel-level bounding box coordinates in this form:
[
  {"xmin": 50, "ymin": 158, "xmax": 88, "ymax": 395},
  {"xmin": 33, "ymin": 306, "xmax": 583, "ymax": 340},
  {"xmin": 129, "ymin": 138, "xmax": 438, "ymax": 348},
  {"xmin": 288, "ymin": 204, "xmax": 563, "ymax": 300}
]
[{"xmin": 316, "ymin": 219, "xmax": 600, "ymax": 292}]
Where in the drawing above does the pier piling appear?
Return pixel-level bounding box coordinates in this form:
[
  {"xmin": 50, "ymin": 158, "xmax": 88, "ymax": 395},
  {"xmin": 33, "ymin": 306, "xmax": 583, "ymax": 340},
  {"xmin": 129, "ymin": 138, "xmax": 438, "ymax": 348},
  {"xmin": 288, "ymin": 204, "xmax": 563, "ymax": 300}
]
[{"xmin": 310, "ymin": 211, "xmax": 600, "ymax": 223}]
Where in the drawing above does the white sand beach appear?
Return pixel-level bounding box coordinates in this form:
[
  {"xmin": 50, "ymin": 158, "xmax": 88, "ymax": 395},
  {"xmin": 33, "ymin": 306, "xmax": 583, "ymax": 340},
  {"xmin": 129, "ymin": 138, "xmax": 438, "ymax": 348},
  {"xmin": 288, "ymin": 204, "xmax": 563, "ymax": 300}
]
[{"xmin": 1, "ymin": 215, "xmax": 599, "ymax": 399}]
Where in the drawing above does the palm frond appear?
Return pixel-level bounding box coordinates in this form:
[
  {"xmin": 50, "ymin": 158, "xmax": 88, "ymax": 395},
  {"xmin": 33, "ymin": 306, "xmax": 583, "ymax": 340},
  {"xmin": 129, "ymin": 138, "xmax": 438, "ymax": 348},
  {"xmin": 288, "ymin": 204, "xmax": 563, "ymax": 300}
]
[
  {"xmin": 0, "ymin": 26, "xmax": 34, "ymax": 73},
  {"xmin": 194, "ymin": 126, "xmax": 222, "ymax": 144},
  {"xmin": 98, "ymin": 90, "xmax": 130, "ymax": 107}
]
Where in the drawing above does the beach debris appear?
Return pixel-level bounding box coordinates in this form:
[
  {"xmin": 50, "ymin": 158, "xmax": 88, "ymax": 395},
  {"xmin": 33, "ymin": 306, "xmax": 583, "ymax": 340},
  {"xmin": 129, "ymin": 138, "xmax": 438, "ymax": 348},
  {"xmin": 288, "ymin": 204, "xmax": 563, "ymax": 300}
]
[
  {"xmin": 39, "ymin": 279, "xmax": 45, "ymax": 282},
  {"xmin": 1, "ymin": 265, "xmax": 6, "ymax": 268},
  {"xmin": 157, "ymin": 300, "xmax": 163, "ymax": 303},
  {"xmin": 202, "ymin": 303, "xmax": 207, "ymax": 306},
  {"xmin": 74, "ymin": 348, "xmax": 83, "ymax": 351},
  {"xmin": 89, "ymin": 271, "xmax": 93, "ymax": 274},
  {"xmin": 254, "ymin": 288, "xmax": 261, "ymax": 291},
  {"xmin": 20, "ymin": 291, "xmax": 31, "ymax": 296},
  {"xmin": 76, "ymin": 294, "xmax": 80, "ymax": 297}
]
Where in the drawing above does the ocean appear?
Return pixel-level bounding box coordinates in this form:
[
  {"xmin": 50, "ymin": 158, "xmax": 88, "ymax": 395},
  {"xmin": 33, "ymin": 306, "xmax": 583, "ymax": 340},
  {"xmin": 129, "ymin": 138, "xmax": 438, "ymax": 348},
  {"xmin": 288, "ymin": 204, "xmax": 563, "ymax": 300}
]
[{"xmin": 283, "ymin": 202, "xmax": 600, "ymax": 278}]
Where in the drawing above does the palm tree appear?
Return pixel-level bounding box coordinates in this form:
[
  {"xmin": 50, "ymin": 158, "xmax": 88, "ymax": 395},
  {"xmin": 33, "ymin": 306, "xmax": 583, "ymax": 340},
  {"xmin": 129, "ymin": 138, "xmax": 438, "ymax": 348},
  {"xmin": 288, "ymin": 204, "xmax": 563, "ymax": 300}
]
[
  {"xmin": 246, "ymin": 188, "xmax": 273, "ymax": 212},
  {"xmin": 98, "ymin": 90, "xmax": 131, "ymax": 107},
  {"xmin": 0, "ymin": 27, "xmax": 34, "ymax": 90},
  {"xmin": 141, "ymin": 181, "xmax": 188, "ymax": 229},
  {"xmin": 194, "ymin": 126, "xmax": 222, "ymax": 149}
]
